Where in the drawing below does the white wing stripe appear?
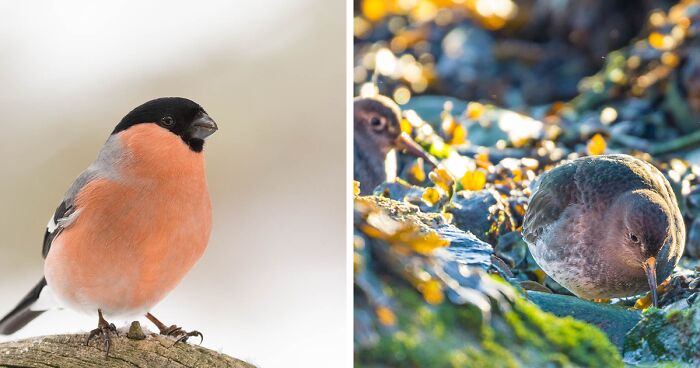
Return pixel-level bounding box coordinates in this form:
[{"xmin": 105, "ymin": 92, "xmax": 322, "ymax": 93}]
[{"xmin": 46, "ymin": 216, "xmax": 58, "ymax": 233}]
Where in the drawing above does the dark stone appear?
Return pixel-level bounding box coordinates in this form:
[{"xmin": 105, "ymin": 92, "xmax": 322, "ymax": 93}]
[{"xmin": 446, "ymin": 189, "xmax": 515, "ymax": 244}]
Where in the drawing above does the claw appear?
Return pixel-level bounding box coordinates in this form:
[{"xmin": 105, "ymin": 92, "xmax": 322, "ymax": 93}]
[
  {"xmin": 160, "ymin": 324, "xmax": 203, "ymax": 344},
  {"xmin": 175, "ymin": 330, "xmax": 203, "ymax": 345},
  {"xmin": 85, "ymin": 310, "xmax": 118, "ymax": 358},
  {"xmin": 161, "ymin": 325, "xmax": 182, "ymax": 336},
  {"xmin": 145, "ymin": 312, "xmax": 204, "ymax": 345}
]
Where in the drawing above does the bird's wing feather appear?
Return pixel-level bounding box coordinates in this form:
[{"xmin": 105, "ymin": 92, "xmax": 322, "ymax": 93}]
[
  {"xmin": 42, "ymin": 168, "xmax": 100, "ymax": 258},
  {"xmin": 42, "ymin": 134, "xmax": 125, "ymax": 258},
  {"xmin": 0, "ymin": 278, "xmax": 47, "ymax": 334},
  {"xmin": 523, "ymin": 154, "xmax": 662, "ymax": 245},
  {"xmin": 573, "ymin": 155, "xmax": 654, "ymax": 209},
  {"xmin": 522, "ymin": 161, "xmax": 579, "ymax": 244},
  {"xmin": 4, "ymin": 138, "xmax": 117, "ymax": 334}
]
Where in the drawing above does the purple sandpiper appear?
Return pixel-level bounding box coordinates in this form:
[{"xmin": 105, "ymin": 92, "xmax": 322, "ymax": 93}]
[
  {"xmin": 354, "ymin": 96, "xmax": 438, "ymax": 195},
  {"xmin": 522, "ymin": 154, "xmax": 685, "ymax": 306}
]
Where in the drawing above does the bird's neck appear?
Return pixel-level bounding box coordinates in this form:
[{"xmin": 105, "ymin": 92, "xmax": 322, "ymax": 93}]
[
  {"xmin": 117, "ymin": 124, "xmax": 206, "ymax": 180},
  {"xmin": 354, "ymin": 140, "xmax": 389, "ymax": 195}
]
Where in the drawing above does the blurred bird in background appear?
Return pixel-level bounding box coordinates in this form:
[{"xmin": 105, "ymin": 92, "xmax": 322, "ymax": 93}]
[{"xmin": 354, "ymin": 95, "xmax": 438, "ymax": 194}]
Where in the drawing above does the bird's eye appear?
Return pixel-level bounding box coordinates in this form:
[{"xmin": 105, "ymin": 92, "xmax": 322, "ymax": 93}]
[
  {"xmin": 369, "ymin": 116, "xmax": 386, "ymax": 131},
  {"xmin": 630, "ymin": 234, "xmax": 640, "ymax": 243},
  {"xmin": 160, "ymin": 116, "xmax": 175, "ymax": 127}
]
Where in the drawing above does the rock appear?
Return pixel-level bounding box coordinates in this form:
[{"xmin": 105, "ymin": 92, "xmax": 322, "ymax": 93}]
[
  {"xmin": 527, "ymin": 291, "xmax": 641, "ymax": 350},
  {"xmin": 436, "ymin": 25, "xmax": 498, "ymax": 103},
  {"xmin": 353, "ymin": 3, "xmax": 700, "ymax": 366},
  {"xmin": 446, "ymin": 189, "xmax": 516, "ymax": 244},
  {"xmin": 354, "ymin": 193, "xmax": 623, "ymax": 367},
  {"xmin": 402, "ymin": 96, "xmax": 468, "ymax": 128},
  {"xmin": 356, "ymin": 194, "xmax": 493, "ymax": 271},
  {"xmin": 494, "ymin": 231, "xmax": 528, "ymax": 268},
  {"xmin": 654, "ymin": 268, "xmax": 700, "ymax": 308},
  {"xmin": 356, "ymin": 279, "xmax": 622, "ymax": 368},
  {"xmin": 373, "ymin": 180, "xmax": 426, "ymax": 205},
  {"xmin": 685, "ymin": 217, "xmax": 700, "ymax": 258},
  {"xmin": 519, "ymin": 280, "xmax": 552, "ymax": 293},
  {"xmin": 623, "ymin": 299, "xmax": 700, "ymax": 365}
]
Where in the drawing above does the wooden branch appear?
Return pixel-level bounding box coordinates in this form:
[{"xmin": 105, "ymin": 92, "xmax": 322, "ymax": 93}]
[{"xmin": 0, "ymin": 324, "xmax": 255, "ymax": 368}]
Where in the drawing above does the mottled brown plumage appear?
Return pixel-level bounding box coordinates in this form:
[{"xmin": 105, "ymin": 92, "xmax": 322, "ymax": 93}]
[
  {"xmin": 522, "ymin": 154, "xmax": 685, "ymax": 306},
  {"xmin": 354, "ymin": 96, "xmax": 437, "ymax": 195}
]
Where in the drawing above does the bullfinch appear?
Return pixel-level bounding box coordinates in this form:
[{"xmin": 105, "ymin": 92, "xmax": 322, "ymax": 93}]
[{"xmin": 0, "ymin": 97, "xmax": 218, "ymax": 354}]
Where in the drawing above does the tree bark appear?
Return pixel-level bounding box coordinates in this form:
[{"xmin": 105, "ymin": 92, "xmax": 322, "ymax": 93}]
[{"xmin": 0, "ymin": 332, "xmax": 255, "ymax": 368}]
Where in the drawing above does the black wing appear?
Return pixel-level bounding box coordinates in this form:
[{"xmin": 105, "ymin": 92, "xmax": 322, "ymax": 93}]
[
  {"xmin": 0, "ymin": 278, "xmax": 47, "ymax": 334},
  {"xmin": 41, "ymin": 167, "xmax": 98, "ymax": 258},
  {"xmin": 42, "ymin": 201, "xmax": 75, "ymax": 258}
]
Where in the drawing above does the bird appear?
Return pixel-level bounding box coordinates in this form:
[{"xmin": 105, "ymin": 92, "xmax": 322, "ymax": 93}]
[
  {"xmin": 522, "ymin": 154, "xmax": 685, "ymax": 307},
  {"xmin": 354, "ymin": 95, "xmax": 438, "ymax": 195},
  {"xmin": 0, "ymin": 97, "xmax": 218, "ymax": 354}
]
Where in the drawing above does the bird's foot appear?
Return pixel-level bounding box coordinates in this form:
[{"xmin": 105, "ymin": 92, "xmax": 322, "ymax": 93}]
[
  {"xmin": 85, "ymin": 309, "xmax": 118, "ymax": 358},
  {"xmin": 145, "ymin": 312, "xmax": 203, "ymax": 344},
  {"xmin": 160, "ymin": 325, "xmax": 204, "ymax": 344}
]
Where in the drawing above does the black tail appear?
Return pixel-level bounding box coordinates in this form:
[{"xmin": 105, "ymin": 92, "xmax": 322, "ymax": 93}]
[{"xmin": 0, "ymin": 278, "xmax": 47, "ymax": 334}]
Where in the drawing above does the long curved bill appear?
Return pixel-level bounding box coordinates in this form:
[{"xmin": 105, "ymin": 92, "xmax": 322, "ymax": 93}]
[
  {"xmin": 642, "ymin": 257, "xmax": 658, "ymax": 307},
  {"xmin": 394, "ymin": 132, "xmax": 439, "ymax": 168}
]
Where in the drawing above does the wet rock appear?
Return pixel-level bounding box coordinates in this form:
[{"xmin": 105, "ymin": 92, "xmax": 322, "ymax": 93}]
[
  {"xmin": 527, "ymin": 291, "xmax": 641, "ymax": 350},
  {"xmin": 354, "ymin": 194, "xmax": 623, "ymax": 367},
  {"xmin": 356, "ymin": 194, "xmax": 493, "ymax": 271},
  {"xmin": 373, "ymin": 180, "xmax": 425, "ymax": 204},
  {"xmin": 624, "ymin": 299, "xmax": 700, "ymax": 365},
  {"xmin": 436, "ymin": 25, "xmax": 498, "ymax": 103},
  {"xmin": 655, "ymin": 268, "xmax": 700, "ymax": 308},
  {"xmin": 402, "ymin": 96, "xmax": 467, "ymax": 128},
  {"xmin": 686, "ymin": 186, "xmax": 700, "ymax": 216},
  {"xmin": 374, "ymin": 178, "xmax": 451, "ymax": 214},
  {"xmin": 686, "ymin": 217, "xmax": 700, "ymax": 258},
  {"xmin": 543, "ymin": 276, "xmax": 576, "ymax": 296},
  {"xmin": 495, "ymin": 231, "xmax": 528, "ymax": 269},
  {"xmin": 445, "ymin": 189, "xmax": 516, "ymax": 245},
  {"xmin": 681, "ymin": 49, "xmax": 700, "ymax": 125},
  {"xmin": 353, "ymin": 3, "xmax": 700, "ymax": 366},
  {"xmin": 519, "ymin": 280, "xmax": 552, "ymax": 293}
]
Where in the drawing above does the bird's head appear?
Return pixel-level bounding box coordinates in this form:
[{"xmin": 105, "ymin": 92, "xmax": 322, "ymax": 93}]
[
  {"xmin": 618, "ymin": 189, "xmax": 673, "ymax": 307},
  {"xmin": 113, "ymin": 97, "xmax": 218, "ymax": 152},
  {"xmin": 354, "ymin": 96, "xmax": 438, "ymax": 167}
]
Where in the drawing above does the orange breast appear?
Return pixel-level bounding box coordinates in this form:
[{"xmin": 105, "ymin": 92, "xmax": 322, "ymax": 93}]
[{"xmin": 44, "ymin": 124, "xmax": 212, "ymax": 317}]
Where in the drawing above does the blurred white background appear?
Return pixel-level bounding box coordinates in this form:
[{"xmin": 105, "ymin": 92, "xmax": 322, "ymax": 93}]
[{"xmin": 0, "ymin": 1, "xmax": 345, "ymax": 367}]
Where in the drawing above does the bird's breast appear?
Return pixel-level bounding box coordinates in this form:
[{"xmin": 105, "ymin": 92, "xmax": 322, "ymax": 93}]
[{"xmin": 44, "ymin": 125, "xmax": 212, "ymax": 316}]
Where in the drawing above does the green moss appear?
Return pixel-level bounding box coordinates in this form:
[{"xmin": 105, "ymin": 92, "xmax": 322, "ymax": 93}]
[
  {"xmin": 665, "ymin": 308, "xmax": 682, "ymax": 322},
  {"xmin": 624, "ymin": 309, "xmax": 670, "ymax": 357},
  {"xmin": 624, "ymin": 302, "xmax": 700, "ymax": 365},
  {"xmin": 356, "ymin": 282, "xmax": 623, "ymax": 367},
  {"xmin": 509, "ymin": 297, "xmax": 622, "ymax": 367}
]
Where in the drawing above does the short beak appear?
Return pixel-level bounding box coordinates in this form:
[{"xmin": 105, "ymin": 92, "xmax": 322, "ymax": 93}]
[
  {"xmin": 642, "ymin": 257, "xmax": 658, "ymax": 307},
  {"xmin": 394, "ymin": 132, "xmax": 439, "ymax": 168},
  {"xmin": 190, "ymin": 112, "xmax": 218, "ymax": 140}
]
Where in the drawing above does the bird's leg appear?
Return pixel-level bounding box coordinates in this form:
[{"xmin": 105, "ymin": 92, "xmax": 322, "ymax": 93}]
[
  {"xmin": 85, "ymin": 309, "xmax": 118, "ymax": 357},
  {"xmin": 145, "ymin": 312, "xmax": 203, "ymax": 344}
]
